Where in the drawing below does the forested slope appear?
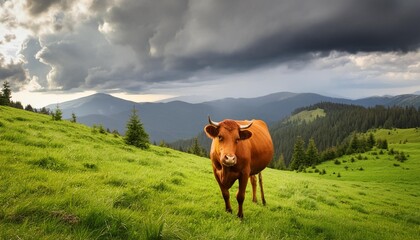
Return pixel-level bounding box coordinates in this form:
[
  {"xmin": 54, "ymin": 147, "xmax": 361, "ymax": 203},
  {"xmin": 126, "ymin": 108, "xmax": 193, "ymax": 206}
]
[{"xmin": 270, "ymin": 103, "xmax": 420, "ymax": 165}]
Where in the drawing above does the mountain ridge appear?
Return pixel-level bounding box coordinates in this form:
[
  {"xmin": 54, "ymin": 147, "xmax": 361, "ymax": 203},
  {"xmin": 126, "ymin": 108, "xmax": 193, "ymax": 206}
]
[{"xmin": 46, "ymin": 92, "xmax": 420, "ymax": 142}]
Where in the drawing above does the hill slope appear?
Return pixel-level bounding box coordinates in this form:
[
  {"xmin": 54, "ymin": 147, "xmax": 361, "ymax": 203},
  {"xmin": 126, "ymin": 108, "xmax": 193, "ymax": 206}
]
[
  {"xmin": 311, "ymin": 128, "xmax": 420, "ymax": 182},
  {"xmin": 1, "ymin": 106, "xmax": 419, "ymax": 239},
  {"xmin": 270, "ymin": 102, "xmax": 420, "ymax": 164}
]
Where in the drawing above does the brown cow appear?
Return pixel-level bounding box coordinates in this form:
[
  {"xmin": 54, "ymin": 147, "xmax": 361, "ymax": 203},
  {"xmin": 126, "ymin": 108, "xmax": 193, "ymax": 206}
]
[{"xmin": 204, "ymin": 117, "xmax": 274, "ymax": 218}]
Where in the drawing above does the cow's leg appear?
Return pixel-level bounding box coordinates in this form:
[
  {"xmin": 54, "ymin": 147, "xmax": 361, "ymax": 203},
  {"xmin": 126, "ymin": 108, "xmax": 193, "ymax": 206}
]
[
  {"xmin": 250, "ymin": 175, "xmax": 257, "ymax": 203},
  {"xmin": 258, "ymin": 172, "xmax": 266, "ymax": 205},
  {"xmin": 236, "ymin": 174, "xmax": 249, "ymax": 219},
  {"xmin": 221, "ymin": 186, "xmax": 232, "ymax": 213},
  {"xmin": 213, "ymin": 171, "xmax": 233, "ymax": 213}
]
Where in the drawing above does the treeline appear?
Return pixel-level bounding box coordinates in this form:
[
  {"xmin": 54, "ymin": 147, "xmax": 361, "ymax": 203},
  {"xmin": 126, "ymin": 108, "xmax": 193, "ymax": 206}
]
[
  {"xmin": 286, "ymin": 132, "xmax": 390, "ymax": 171},
  {"xmin": 270, "ymin": 102, "xmax": 420, "ymax": 167},
  {"xmin": 0, "ymin": 81, "xmax": 77, "ymax": 122},
  {"xmin": 167, "ymin": 136, "xmax": 209, "ymax": 157},
  {"xmin": 0, "ymin": 81, "xmax": 53, "ymax": 115},
  {"xmin": 0, "ymin": 81, "xmax": 27, "ymax": 110},
  {"xmin": 1, "ymin": 80, "xmax": 82, "ymax": 122}
]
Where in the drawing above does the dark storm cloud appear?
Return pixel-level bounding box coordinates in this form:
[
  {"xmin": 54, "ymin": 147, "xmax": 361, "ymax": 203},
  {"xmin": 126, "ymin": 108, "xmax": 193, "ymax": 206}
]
[
  {"xmin": 89, "ymin": 0, "xmax": 113, "ymax": 13},
  {"xmin": 280, "ymin": 0, "xmax": 420, "ymax": 53},
  {"xmin": 25, "ymin": 0, "xmax": 70, "ymax": 16},
  {"xmin": 92, "ymin": 0, "xmax": 420, "ymax": 76},
  {"xmin": 13, "ymin": 0, "xmax": 420, "ymax": 92},
  {"xmin": 0, "ymin": 54, "xmax": 29, "ymax": 90},
  {"xmin": 166, "ymin": 0, "xmax": 420, "ymax": 72}
]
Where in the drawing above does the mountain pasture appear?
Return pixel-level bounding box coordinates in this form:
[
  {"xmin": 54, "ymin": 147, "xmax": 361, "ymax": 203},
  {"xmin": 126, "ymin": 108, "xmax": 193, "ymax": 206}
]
[
  {"xmin": 0, "ymin": 106, "xmax": 419, "ymax": 239},
  {"xmin": 313, "ymin": 128, "xmax": 420, "ymax": 183},
  {"xmin": 285, "ymin": 108, "xmax": 326, "ymax": 124}
]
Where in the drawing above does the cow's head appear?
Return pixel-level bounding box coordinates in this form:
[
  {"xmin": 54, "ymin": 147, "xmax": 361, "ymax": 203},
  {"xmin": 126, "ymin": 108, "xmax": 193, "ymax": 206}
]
[{"xmin": 204, "ymin": 116, "xmax": 253, "ymax": 167}]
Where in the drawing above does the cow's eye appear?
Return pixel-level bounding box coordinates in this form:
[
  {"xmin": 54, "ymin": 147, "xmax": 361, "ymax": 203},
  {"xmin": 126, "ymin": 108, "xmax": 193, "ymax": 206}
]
[{"xmin": 218, "ymin": 136, "xmax": 223, "ymax": 141}]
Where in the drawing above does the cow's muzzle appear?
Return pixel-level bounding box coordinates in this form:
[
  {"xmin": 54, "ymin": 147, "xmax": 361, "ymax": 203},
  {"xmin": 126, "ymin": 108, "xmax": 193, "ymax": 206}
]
[{"xmin": 222, "ymin": 154, "xmax": 237, "ymax": 167}]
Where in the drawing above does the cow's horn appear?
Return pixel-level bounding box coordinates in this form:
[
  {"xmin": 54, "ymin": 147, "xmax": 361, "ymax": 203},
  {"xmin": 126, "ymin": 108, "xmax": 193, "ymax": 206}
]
[
  {"xmin": 240, "ymin": 121, "xmax": 253, "ymax": 129},
  {"xmin": 208, "ymin": 116, "xmax": 220, "ymax": 127}
]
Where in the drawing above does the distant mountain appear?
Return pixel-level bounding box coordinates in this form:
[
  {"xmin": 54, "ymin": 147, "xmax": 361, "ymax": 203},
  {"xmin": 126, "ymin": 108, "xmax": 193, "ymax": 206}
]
[
  {"xmin": 354, "ymin": 94, "xmax": 420, "ymax": 108},
  {"xmin": 46, "ymin": 93, "xmax": 136, "ymax": 119},
  {"xmin": 159, "ymin": 95, "xmax": 215, "ymax": 103},
  {"xmin": 49, "ymin": 92, "xmax": 420, "ymax": 142}
]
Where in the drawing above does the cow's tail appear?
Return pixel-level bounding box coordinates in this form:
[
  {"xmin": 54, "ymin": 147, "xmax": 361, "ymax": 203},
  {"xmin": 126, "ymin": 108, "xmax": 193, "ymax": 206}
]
[{"xmin": 258, "ymin": 172, "xmax": 266, "ymax": 205}]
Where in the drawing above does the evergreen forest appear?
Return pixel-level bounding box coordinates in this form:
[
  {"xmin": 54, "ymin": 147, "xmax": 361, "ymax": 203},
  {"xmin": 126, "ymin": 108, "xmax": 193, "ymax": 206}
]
[{"xmin": 270, "ymin": 102, "xmax": 420, "ymax": 167}]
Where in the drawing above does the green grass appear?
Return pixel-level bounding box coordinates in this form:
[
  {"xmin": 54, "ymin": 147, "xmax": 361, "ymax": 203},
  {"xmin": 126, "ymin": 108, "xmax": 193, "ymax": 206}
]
[
  {"xmin": 311, "ymin": 128, "xmax": 420, "ymax": 182},
  {"xmin": 286, "ymin": 108, "xmax": 326, "ymax": 124},
  {"xmin": 1, "ymin": 106, "xmax": 419, "ymax": 239}
]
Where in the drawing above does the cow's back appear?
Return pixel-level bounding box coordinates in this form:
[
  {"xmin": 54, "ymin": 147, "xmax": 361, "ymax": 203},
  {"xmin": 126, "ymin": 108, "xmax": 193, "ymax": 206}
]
[{"xmin": 236, "ymin": 120, "xmax": 274, "ymax": 175}]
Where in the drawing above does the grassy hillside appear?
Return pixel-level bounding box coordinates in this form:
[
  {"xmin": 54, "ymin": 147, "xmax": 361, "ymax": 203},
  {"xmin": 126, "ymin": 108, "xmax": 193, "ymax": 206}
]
[
  {"xmin": 270, "ymin": 102, "xmax": 420, "ymax": 165},
  {"xmin": 285, "ymin": 108, "xmax": 326, "ymax": 124},
  {"xmin": 312, "ymin": 128, "xmax": 420, "ymax": 182},
  {"xmin": 1, "ymin": 106, "xmax": 419, "ymax": 239}
]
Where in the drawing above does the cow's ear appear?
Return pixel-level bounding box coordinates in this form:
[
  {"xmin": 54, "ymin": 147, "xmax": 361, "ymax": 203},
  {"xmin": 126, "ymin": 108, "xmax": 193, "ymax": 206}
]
[
  {"xmin": 204, "ymin": 125, "xmax": 219, "ymax": 138},
  {"xmin": 239, "ymin": 130, "xmax": 252, "ymax": 140}
]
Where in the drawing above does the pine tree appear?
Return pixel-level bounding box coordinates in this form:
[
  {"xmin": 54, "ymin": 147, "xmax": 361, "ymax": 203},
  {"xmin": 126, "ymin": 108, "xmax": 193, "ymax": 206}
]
[
  {"xmin": 320, "ymin": 147, "xmax": 337, "ymax": 162},
  {"xmin": 273, "ymin": 154, "xmax": 287, "ymax": 170},
  {"xmin": 289, "ymin": 136, "xmax": 306, "ymax": 171},
  {"xmin": 25, "ymin": 104, "xmax": 34, "ymax": 112},
  {"xmin": 159, "ymin": 140, "xmax": 168, "ymax": 148},
  {"xmin": 71, "ymin": 113, "xmax": 77, "ymax": 123},
  {"xmin": 377, "ymin": 139, "xmax": 388, "ymax": 150},
  {"xmin": 367, "ymin": 132, "xmax": 375, "ymax": 149},
  {"xmin": 347, "ymin": 133, "xmax": 359, "ymax": 154},
  {"xmin": 306, "ymin": 138, "xmax": 320, "ymax": 166},
  {"xmin": 40, "ymin": 107, "xmax": 50, "ymax": 115},
  {"xmin": 98, "ymin": 124, "xmax": 106, "ymax": 134},
  {"xmin": 0, "ymin": 81, "xmax": 12, "ymax": 106},
  {"xmin": 11, "ymin": 101, "xmax": 23, "ymax": 109},
  {"xmin": 359, "ymin": 135, "xmax": 368, "ymax": 152},
  {"xmin": 188, "ymin": 137, "xmax": 206, "ymax": 157},
  {"xmin": 52, "ymin": 104, "xmax": 62, "ymax": 121},
  {"xmin": 125, "ymin": 107, "xmax": 149, "ymax": 149}
]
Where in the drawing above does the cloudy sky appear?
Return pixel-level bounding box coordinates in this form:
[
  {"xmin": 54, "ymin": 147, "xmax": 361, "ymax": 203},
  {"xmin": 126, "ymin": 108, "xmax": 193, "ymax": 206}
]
[{"xmin": 1, "ymin": 0, "xmax": 420, "ymax": 107}]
